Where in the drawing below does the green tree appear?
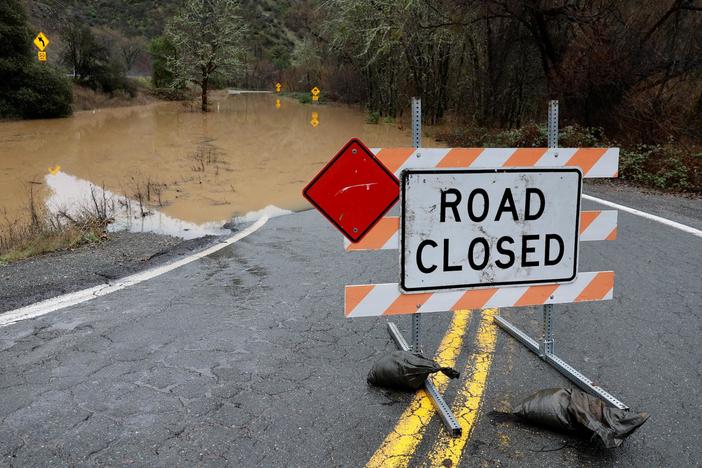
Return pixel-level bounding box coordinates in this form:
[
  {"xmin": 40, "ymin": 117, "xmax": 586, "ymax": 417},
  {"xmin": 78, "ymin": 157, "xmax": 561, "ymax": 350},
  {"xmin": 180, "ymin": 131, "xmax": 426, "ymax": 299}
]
[
  {"xmin": 165, "ymin": 0, "xmax": 247, "ymax": 112},
  {"xmin": 0, "ymin": 0, "xmax": 72, "ymax": 119},
  {"xmin": 149, "ymin": 36, "xmax": 178, "ymax": 88}
]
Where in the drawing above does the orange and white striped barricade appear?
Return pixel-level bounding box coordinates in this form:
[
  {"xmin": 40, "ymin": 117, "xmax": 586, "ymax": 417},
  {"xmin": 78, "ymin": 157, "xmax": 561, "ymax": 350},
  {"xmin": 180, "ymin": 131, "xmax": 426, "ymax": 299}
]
[{"xmin": 342, "ymin": 100, "xmax": 628, "ymax": 413}]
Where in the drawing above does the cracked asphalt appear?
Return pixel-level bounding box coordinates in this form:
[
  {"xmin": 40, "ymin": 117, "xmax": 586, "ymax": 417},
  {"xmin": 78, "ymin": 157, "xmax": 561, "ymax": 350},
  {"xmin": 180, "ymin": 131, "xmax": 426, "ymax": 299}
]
[{"xmin": 0, "ymin": 183, "xmax": 700, "ymax": 467}]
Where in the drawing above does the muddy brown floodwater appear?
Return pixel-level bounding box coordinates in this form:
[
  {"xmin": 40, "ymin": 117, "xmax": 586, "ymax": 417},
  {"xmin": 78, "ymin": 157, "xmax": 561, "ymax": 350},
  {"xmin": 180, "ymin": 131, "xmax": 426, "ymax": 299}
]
[{"xmin": 0, "ymin": 93, "xmax": 436, "ymax": 237}]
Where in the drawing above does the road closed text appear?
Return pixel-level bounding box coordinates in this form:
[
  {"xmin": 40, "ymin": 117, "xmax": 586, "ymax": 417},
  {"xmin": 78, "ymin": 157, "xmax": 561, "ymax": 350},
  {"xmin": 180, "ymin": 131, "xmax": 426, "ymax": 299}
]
[{"xmin": 400, "ymin": 168, "xmax": 582, "ymax": 292}]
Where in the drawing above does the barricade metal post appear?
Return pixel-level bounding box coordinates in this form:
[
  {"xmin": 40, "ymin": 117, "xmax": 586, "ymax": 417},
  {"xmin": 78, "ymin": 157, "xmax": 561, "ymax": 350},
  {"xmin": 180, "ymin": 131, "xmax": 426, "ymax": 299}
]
[
  {"xmin": 386, "ymin": 97, "xmax": 462, "ymax": 436},
  {"xmin": 410, "ymin": 97, "xmax": 422, "ymax": 352},
  {"xmin": 495, "ymin": 100, "xmax": 629, "ymax": 410}
]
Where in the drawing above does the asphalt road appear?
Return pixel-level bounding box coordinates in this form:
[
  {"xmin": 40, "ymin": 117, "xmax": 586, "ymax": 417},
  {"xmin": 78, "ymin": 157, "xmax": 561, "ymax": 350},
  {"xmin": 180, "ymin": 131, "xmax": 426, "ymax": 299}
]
[{"xmin": 0, "ymin": 183, "xmax": 700, "ymax": 467}]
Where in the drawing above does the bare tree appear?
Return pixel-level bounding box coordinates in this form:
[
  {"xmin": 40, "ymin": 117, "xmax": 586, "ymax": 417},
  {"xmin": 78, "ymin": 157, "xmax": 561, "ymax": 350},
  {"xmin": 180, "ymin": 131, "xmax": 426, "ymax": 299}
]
[{"xmin": 165, "ymin": 0, "xmax": 247, "ymax": 111}]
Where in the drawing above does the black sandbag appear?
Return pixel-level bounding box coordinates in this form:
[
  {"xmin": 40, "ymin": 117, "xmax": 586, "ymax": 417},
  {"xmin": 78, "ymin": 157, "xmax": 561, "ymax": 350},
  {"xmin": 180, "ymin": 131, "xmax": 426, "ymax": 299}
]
[
  {"xmin": 512, "ymin": 388, "xmax": 649, "ymax": 448},
  {"xmin": 512, "ymin": 388, "xmax": 576, "ymax": 431},
  {"xmin": 367, "ymin": 350, "xmax": 460, "ymax": 391}
]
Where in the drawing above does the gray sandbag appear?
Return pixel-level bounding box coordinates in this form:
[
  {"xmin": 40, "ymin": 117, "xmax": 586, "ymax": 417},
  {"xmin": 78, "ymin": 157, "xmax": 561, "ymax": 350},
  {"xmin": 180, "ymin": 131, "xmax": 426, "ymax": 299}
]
[
  {"xmin": 512, "ymin": 387, "xmax": 649, "ymax": 448},
  {"xmin": 367, "ymin": 350, "xmax": 460, "ymax": 391}
]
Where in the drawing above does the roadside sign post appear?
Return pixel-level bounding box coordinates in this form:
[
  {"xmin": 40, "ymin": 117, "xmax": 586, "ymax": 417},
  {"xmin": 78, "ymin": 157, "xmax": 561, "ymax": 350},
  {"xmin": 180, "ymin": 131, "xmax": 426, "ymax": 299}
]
[
  {"xmin": 311, "ymin": 86, "xmax": 320, "ymax": 102},
  {"xmin": 34, "ymin": 32, "xmax": 49, "ymax": 62},
  {"xmin": 275, "ymin": 82, "xmax": 281, "ymax": 93}
]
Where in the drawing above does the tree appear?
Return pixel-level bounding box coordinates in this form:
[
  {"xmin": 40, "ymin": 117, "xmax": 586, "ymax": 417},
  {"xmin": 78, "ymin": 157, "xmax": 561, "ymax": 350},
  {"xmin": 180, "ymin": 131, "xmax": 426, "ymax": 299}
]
[
  {"xmin": 150, "ymin": 36, "xmax": 178, "ymax": 88},
  {"xmin": 165, "ymin": 0, "xmax": 247, "ymax": 112},
  {"xmin": 61, "ymin": 23, "xmax": 134, "ymax": 95}
]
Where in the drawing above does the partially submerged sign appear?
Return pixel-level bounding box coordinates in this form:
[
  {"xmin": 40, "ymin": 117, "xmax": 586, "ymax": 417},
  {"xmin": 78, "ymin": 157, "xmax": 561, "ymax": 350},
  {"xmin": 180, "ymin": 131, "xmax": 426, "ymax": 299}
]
[{"xmin": 400, "ymin": 168, "xmax": 582, "ymax": 292}]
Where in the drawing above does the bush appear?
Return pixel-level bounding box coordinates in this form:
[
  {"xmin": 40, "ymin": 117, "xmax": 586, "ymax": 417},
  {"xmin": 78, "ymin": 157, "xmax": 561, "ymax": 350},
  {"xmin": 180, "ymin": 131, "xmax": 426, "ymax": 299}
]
[
  {"xmin": 620, "ymin": 144, "xmax": 700, "ymax": 192},
  {"xmin": 150, "ymin": 36, "xmax": 178, "ymax": 88},
  {"xmin": 12, "ymin": 64, "xmax": 73, "ymax": 118},
  {"xmin": 366, "ymin": 110, "xmax": 380, "ymax": 124},
  {"xmin": 435, "ymin": 123, "xmax": 700, "ymax": 192}
]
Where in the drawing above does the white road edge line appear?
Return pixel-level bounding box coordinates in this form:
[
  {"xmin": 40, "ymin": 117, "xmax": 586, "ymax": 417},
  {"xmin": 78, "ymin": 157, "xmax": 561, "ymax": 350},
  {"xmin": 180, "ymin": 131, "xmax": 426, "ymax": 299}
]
[
  {"xmin": 582, "ymin": 194, "xmax": 701, "ymax": 238},
  {"xmin": 0, "ymin": 216, "xmax": 269, "ymax": 328}
]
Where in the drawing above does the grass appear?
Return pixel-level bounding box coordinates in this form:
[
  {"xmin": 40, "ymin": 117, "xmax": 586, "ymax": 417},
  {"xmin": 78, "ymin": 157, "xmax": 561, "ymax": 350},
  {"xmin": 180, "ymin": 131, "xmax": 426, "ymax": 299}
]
[{"xmin": 0, "ymin": 184, "xmax": 111, "ymax": 265}]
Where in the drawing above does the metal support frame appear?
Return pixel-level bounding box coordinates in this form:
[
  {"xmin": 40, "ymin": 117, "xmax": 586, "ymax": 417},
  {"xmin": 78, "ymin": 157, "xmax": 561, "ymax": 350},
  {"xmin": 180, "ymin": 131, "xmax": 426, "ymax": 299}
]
[
  {"xmin": 384, "ymin": 97, "xmax": 462, "ymax": 436},
  {"xmin": 388, "ymin": 322, "xmax": 462, "ymax": 436},
  {"xmin": 495, "ymin": 100, "xmax": 629, "ymax": 411},
  {"xmin": 410, "ymin": 97, "xmax": 422, "ymax": 353}
]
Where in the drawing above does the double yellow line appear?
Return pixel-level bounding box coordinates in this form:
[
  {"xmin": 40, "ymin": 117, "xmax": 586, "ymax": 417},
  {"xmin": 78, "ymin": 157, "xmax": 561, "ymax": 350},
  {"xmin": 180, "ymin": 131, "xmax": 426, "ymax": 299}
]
[{"xmin": 366, "ymin": 309, "xmax": 498, "ymax": 468}]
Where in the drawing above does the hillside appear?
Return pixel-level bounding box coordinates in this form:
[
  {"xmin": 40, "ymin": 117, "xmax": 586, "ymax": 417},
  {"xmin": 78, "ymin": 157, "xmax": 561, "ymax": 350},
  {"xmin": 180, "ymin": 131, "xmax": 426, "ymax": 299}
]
[{"xmin": 24, "ymin": 0, "xmax": 315, "ymax": 51}]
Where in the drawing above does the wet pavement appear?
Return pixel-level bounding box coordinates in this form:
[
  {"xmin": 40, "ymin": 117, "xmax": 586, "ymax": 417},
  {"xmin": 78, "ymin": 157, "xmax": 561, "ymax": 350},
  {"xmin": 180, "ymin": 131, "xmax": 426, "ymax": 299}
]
[{"xmin": 0, "ymin": 183, "xmax": 700, "ymax": 466}]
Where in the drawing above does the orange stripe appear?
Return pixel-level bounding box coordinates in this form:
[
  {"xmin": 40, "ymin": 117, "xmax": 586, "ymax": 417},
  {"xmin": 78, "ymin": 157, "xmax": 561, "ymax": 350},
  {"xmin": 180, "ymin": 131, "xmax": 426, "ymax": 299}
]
[
  {"xmin": 514, "ymin": 283, "xmax": 560, "ymax": 307},
  {"xmin": 385, "ymin": 293, "xmax": 433, "ymax": 316},
  {"xmin": 579, "ymin": 211, "xmax": 600, "ymax": 234},
  {"xmin": 437, "ymin": 148, "xmax": 483, "ymax": 168},
  {"xmin": 565, "ymin": 148, "xmax": 607, "ymax": 175},
  {"xmin": 503, "ymin": 148, "xmax": 547, "ymax": 167},
  {"xmin": 606, "ymin": 227, "xmax": 617, "ymax": 240},
  {"xmin": 345, "ymin": 285, "xmax": 375, "ymax": 316},
  {"xmin": 452, "ymin": 288, "xmax": 498, "ymax": 310},
  {"xmin": 575, "ymin": 272, "xmax": 614, "ymax": 302},
  {"xmin": 347, "ymin": 217, "xmax": 399, "ymax": 250},
  {"xmin": 376, "ymin": 148, "xmax": 415, "ymax": 174}
]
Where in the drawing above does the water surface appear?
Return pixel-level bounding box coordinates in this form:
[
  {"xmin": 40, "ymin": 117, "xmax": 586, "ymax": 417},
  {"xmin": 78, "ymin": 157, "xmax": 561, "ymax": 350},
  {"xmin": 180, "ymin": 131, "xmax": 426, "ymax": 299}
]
[{"xmin": 0, "ymin": 93, "xmax": 425, "ymax": 236}]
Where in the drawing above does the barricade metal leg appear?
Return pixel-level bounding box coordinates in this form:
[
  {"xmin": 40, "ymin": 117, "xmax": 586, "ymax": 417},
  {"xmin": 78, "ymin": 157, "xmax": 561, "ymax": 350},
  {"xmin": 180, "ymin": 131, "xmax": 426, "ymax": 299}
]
[
  {"xmin": 494, "ymin": 314, "xmax": 628, "ymax": 410},
  {"xmin": 383, "ymin": 97, "xmax": 461, "ymax": 437},
  {"xmin": 495, "ymin": 100, "xmax": 628, "ymax": 411},
  {"xmin": 387, "ymin": 322, "xmax": 462, "ymax": 436}
]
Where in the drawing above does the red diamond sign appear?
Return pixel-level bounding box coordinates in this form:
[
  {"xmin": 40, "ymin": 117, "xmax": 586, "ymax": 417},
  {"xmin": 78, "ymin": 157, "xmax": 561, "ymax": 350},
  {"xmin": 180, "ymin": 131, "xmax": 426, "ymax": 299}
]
[{"xmin": 303, "ymin": 138, "xmax": 399, "ymax": 242}]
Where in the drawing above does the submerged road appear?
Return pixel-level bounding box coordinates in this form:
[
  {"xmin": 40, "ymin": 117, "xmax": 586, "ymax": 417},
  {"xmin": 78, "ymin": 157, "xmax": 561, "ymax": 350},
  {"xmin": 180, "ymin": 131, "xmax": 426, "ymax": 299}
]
[{"xmin": 0, "ymin": 183, "xmax": 700, "ymax": 466}]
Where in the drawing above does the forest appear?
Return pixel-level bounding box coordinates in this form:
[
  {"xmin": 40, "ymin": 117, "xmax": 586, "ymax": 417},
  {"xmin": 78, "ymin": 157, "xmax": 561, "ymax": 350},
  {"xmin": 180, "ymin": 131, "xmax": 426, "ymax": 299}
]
[{"xmin": 3, "ymin": 0, "xmax": 701, "ymax": 191}]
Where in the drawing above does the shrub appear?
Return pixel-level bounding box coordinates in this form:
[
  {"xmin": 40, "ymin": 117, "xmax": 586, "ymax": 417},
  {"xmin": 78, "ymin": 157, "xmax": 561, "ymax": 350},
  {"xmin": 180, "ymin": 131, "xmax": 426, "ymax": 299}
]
[
  {"xmin": 366, "ymin": 110, "xmax": 380, "ymax": 124},
  {"xmin": 12, "ymin": 63, "xmax": 73, "ymax": 118},
  {"xmin": 620, "ymin": 144, "xmax": 700, "ymax": 192}
]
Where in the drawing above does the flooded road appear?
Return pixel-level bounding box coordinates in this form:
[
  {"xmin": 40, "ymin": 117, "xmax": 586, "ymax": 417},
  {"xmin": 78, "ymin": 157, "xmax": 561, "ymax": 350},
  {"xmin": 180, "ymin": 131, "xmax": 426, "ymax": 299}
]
[{"xmin": 0, "ymin": 93, "xmax": 427, "ymax": 236}]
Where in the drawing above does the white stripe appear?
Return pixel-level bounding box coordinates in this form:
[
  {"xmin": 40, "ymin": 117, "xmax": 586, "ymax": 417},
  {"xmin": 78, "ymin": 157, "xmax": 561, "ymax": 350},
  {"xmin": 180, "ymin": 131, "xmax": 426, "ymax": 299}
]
[
  {"xmin": 580, "ymin": 210, "xmax": 617, "ymax": 241},
  {"xmin": 417, "ymin": 290, "xmax": 463, "ymax": 313},
  {"xmin": 549, "ymin": 272, "xmax": 596, "ymax": 304},
  {"xmin": 395, "ymin": 149, "xmax": 449, "ymax": 174},
  {"xmin": 485, "ymin": 286, "xmax": 529, "ymax": 308},
  {"xmin": 583, "ymin": 194, "xmax": 702, "ymax": 238},
  {"xmin": 472, "ymin": 148, "xmax": 514, "ymax": 167},
  {"xmin": 535, "ymin": 148, "xmax": 577, "ymax": 167},
  {"xmin": 0, "ymin": 217, "xmax": 269, "ymax": 328},
  {"xmin": 347, "ymin": 284, "xmax": 398, "ymax": 318},
  {"xmin": 382, "ymin": 232, "xmax": 399, "ymax": 249},
  {"xmin": 585, "ymin": 148, "xmax": 619, "ymax": 177}
]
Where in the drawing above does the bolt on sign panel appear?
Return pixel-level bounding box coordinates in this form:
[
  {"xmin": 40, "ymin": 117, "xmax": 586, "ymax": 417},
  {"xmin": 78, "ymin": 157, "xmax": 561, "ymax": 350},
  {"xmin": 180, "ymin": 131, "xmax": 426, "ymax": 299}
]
[
  {"xmin": 303, "ymin": 138, "xmax": 400, "ymax": 242},
  {"xmin": 400, "ymin": 168, "xmax": 582, "ymax": 293}
]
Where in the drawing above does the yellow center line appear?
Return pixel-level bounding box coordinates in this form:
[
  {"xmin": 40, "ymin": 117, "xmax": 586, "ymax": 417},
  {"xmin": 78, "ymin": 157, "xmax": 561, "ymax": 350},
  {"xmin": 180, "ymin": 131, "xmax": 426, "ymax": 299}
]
[
  {"xmin": 424, "ymin": 308, "xmax": 498, "ymax": 468},
  {"xmin": 366, "ymin": 310, "xmax": 472, "ymax": 468}
]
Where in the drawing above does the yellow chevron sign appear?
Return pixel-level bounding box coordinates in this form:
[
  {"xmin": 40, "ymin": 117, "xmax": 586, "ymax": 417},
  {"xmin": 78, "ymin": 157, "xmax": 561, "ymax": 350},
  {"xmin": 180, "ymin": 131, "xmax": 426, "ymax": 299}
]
[{"xmin": 34, "ymin": 32, "xmax": 49, "ymax": 51}]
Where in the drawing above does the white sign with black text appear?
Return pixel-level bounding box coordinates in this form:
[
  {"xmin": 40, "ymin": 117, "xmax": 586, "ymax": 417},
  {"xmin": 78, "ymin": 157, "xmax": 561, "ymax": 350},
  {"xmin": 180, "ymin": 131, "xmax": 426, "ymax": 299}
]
[{"xmin": 400, "ymin": 168, "xmax": 582, "ymax": 293}]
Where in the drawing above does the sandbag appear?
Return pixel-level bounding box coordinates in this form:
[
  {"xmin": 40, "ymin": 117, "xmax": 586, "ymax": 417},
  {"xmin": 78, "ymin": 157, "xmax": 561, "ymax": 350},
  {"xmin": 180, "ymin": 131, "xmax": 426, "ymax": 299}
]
[
  {"xmin": 367, "ymin": 350, "xmax": 460, "ymax": 391},
  {"xmin": 512, "ymin": 388, "xmax": 649, "ymax": 448}
]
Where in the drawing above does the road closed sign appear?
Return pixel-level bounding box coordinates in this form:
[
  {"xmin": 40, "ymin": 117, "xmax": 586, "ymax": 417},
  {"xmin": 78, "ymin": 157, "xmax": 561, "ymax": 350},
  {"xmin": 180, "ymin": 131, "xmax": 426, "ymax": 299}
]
[{"xmin": 400, "ymin": 168, "xmax": 582, "ymax": 292}]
